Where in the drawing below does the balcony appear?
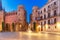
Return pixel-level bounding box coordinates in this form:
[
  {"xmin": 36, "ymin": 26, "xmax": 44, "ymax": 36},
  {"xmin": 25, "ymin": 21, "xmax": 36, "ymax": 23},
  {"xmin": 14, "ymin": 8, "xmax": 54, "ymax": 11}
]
[
  {"xmin": 47, "ymin": 14, "xmax": 59, "ymax": 18},
  {"xmin": 39, "ymin": 14, "xmax": 59, "ymax": 21},
  {"xmin": 47, "ymin": 8, "xmax": 51, "ymax": 13},
  {"xmin": 39, "ymin": 18, "xmax": 44, "ymax": 21},
  {"xmin": 48, "ymin": 23, "xmax": 54, "ymax": 25},
  {"xmin": 52, "ymin": 5, "xmax": 58, "ymax": 10},
  {"xmin": 36, "ymin": 17, "xmax": 40, "ymax": 21}
]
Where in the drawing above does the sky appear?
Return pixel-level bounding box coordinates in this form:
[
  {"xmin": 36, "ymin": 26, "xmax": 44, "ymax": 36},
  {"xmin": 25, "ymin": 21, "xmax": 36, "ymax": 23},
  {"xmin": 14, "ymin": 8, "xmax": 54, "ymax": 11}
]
[{"xmin": 2, "ymin": 0, "xmax": 48, "ymax": 23}]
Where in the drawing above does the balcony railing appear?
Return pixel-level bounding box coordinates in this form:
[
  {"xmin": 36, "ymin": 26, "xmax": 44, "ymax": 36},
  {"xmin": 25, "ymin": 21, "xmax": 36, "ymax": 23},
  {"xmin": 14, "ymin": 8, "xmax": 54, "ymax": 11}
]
[
  {"xmin": 39, "ymin": 14, "xmax": 60, "ymax": 21},
  {"xmin": 52, "ymin": 5, "xmax": 58, "ymax": 10},
  {"xmin": 47, "ymin": 8, "xmax": 51, "ymax": 13}
]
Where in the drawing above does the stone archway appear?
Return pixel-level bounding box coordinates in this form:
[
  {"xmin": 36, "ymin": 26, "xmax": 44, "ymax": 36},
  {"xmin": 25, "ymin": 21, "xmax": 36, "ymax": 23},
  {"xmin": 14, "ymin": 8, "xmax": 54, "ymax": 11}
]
[
  {"xmin": 5, "ymin": 23, "xmax": 10, "ymax": 32},
  {"xmin": 15, "ymin": 23, "xmax": 22, "ymax": 32}
]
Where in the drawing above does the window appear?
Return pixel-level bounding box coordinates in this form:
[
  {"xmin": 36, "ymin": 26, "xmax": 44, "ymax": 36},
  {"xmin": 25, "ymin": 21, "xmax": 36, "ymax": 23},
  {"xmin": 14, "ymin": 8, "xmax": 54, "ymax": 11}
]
[
  {"xmin": 44, "ymin": 8, "xmax": 46, "ymax": 12},
  {"xmin": 51, "ymin": 19, "xmax": 53, "ymax": 24},
  {"xmin": 48, "ymin": 13, "xmax": 50, "ymax": 18},
  {"xmin": 44, "ymin": 14, "xmax": 46, "ymax": 19},
  {"xmin": 54, "ymin": 2, "xmax": 56, "ymax": 5},
  {"xmin": 41, "ymin": 11, "xmax": 42, "ymax": 14},
  {"xmin": 48, "ymin": 5, "xmax": 50, "ymax": 8},
  {"xmin": 40, "ymin": 16, "xmax": 43, "ymax": 20},
  {"xmin": 35, "ymin": 10, "xmax": 38, "ymax": 12},
  {"xmin": 33, "ymin": 10, "xmax": 37, "ymax": 12},
  {"xmin": 38, "ymin": 12, "xmax": 40, "ymax": 14},
  {"xmin": 36, "ymin": 17, "xmax": 40, "ymax": 21},
  {"xmin": 48, "ymin": 20, "xmax": 50, "ymax": 24},
  {"xmin": 44, "ymin": 21, "xmax": 46, "ymax": 25},
  {"xmin": 16, "ymin": 12, "xmax": 17, "ymax": 15},
  {"xmin": 41, "ymin": 22, "xmax": 43, "ymax": 26},
  {"xmin": 54, "ymin": 18, "xmax": 56, "ymax": 24},
  {"xmin": 35, "ymin": 17, "xmax": 37, "ymax": 20},
  {"xmin": 54, "ymin": 10, "xmax": 57, "ymax": 16}
]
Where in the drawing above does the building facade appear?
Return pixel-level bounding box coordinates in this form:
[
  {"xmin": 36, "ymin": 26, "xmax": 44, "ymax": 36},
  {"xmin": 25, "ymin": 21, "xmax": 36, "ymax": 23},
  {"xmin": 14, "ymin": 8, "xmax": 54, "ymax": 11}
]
[
  {"xmin": 38, "ymin": 0, "xmax": 60, "ymax": 32},
  {"xmin": 17, "ymin": 5, "xmax": 28, "ymax": 31},
  {"xmin": 30, "ymin": 6, "xmax": 40, "ymax": 31},
  {"xmin": 0, "ymin": 2, "xmax": 27, "ymax": 32},
  {"xmin": 5, "ymin": 11, "xmax": 17, "ymax": 32}
]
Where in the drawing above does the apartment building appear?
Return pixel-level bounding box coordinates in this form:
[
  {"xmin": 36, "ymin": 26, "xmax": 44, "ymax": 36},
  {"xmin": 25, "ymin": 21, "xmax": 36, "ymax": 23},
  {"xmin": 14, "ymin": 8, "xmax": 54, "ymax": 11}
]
[{"xmin": 38, "ymin": 0, "xmax": 60, "ymax": 32}]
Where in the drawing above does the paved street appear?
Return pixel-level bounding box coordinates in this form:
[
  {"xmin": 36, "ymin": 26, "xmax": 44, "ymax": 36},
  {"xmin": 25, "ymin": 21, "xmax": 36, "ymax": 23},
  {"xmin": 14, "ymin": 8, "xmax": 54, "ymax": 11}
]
[{"xmin": 0, "ymin": 32, "xmax": 60, "ymax": 40}]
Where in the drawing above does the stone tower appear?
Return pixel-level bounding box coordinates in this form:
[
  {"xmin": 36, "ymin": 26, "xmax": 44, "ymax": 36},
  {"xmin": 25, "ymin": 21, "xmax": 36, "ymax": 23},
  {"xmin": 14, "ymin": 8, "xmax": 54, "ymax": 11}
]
[
  {"xmin": 32, "ymin": 6, "xmax": 39, "ymax": 22},
  {"xmin": 17, "ymin": 5, "xmax": 27, "ymax": 31}
]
